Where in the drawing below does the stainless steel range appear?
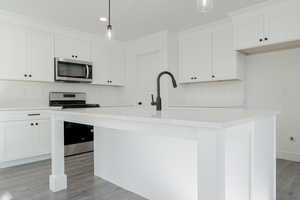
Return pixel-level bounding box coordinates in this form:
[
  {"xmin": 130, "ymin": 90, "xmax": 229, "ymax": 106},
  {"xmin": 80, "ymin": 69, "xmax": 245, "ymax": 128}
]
[{"xmin": 49, "ymin": 92, "xmax": 100, "ymax": 156}]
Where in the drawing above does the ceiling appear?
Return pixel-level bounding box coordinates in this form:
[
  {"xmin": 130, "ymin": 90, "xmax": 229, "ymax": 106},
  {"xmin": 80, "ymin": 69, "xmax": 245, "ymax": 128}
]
[{"xmin": 0, "ymin": 0, "xmax": 267, "ymax": 41}]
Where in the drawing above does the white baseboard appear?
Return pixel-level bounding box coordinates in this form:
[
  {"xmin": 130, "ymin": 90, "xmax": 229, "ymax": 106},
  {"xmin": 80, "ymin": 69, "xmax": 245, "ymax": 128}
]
[
  {"xmin": 277, "ymin": 151, "xmax": 300, "ymax": 162},
  {"xmin": 0, "ymin": 154, "xmax": 51, "ymax": 168}
]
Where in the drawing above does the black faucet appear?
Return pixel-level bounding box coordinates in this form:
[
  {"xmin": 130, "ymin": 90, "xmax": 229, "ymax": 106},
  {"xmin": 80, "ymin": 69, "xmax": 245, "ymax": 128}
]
[{"xmin": 151, "ymin": 71, "xmax": 177, "ymax": 111}]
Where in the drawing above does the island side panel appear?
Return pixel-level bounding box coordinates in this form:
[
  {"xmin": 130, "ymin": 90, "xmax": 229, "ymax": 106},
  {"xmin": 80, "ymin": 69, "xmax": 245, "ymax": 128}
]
[
  {"xmin": 196, "ymin": 128, "xmax": 223, "ymax": 200},
  {"xmin": 94, "ymin": 126, "xmax": 198, "ymax": 200},
  {"xmin": 49, "ymin": 118, "xmax": 67, "ymax": 192},
  {"xmin": 225, "ymin": 123, "xmax": 252, "ymax": 200},
  {"xmin": 251, "ymin": 116, "xmax": 276, "ymax": 200}
]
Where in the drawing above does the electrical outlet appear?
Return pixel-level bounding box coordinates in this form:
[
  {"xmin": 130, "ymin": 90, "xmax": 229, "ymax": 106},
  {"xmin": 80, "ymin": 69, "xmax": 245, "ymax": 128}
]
[{"xmin": 290, "ymin": 136, "xmax": 296, "ymax": 142}]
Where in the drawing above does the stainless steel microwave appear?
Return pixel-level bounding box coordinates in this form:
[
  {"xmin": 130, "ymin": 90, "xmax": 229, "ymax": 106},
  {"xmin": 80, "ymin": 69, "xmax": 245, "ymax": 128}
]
[{"xmin": 54, "ymin": 58, "xmax": 93, "ymax": 83}]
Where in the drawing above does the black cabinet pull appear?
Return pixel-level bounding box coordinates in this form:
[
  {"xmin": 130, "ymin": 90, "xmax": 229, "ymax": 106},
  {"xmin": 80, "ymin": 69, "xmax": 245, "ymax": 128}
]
[
  {"xmin": 30, "ymin": 123, "xmax": 34, "ymax": 126},
  {"xmin": 259, "ymin": 38, "xmax": 263, "ymax": 42},
  {"xmin": 35, "ymin": 123, "xmax": 38, "ymax": 126},
  {"xmin": 212, "ymin": 75, "xmax": 215, "ymax": 78},
  {"xmin": 264, "ymin": 37, "xmax": 268, "ymax": 41},
  {"xmin": 24, "ymin": 74, "xmax": 27, "ymax": 77},
  {"xmin": 28, "ymin": 113, "xmax": 40, "ymax": 116},
  {"xmin": 29, "ymin": 74, "xmax": 32, "ymax": 77},
  {"xmin": 194, "ymin": 77, "xmax": 197, "ymax": 79}
]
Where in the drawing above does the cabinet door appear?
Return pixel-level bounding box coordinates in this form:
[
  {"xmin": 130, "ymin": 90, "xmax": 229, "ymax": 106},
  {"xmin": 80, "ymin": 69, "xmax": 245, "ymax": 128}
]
[
  {"xmin": 54, "ymin": 35, "xmax": 74, "ymax": 59},
  {"xmin": 55, "ymin": 35, "xmax": 90, "ymax": 61},
  {"xmin": 212, "ymin": 24, "xmax": 239, "ymax": 80},
  {"xmin": 91, "ymin": 38, "xmax": 110, "ymax": 85},
  {"xmin": 233, "ymin": 14, "xmax": 264, "ymax": 50},
  {"xmin": 92, "ymin": 39, "xmax": 125, "ymax": 86},
  {"xmin": 36, "ymin": 120, "xmax": 51, "ymax": 155},
  {"xmin": 3, "ymin": 121, "xmax": 38, "ymax": 161},
  {"xmin": 108, "ymin": 41, "xmax": 125, "ymax": 86},
  {"xmin": 0, "ymin": 22, "xmax": 28, "ymax": 80},
  {"xmin": 73, "ymin": 38, "xmax": 91, "ymax": 61},
  {"xmin": 267, "ymin": 2, "xmax": 300, "ymax": 45},
  {"xmin": 179, "ymin": 29, "xmax": 212, "ymax": 83},
  {"xmin": 29, "ymin": 29, "xmax": 54, "ymax": 82}
]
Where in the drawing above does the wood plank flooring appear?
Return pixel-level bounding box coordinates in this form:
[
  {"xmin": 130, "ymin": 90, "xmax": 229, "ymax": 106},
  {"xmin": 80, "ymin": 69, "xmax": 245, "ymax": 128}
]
[
  {"xmin": 0, "ymin": 153, "xmax": 147, "ymax": 200},
  {"xmin": 277, "ymin": 159, "xmax": 300, "ymax": 200},
  {"xmin": 0, "ymin": 153, "xmax": 299, "ymax": 200}
]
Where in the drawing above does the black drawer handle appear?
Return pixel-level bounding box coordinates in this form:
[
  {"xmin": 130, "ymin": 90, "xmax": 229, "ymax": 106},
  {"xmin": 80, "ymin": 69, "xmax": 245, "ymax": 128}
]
[{"xmin": 28, "ymin": 113, "xmax": 41, "ymax": 116}]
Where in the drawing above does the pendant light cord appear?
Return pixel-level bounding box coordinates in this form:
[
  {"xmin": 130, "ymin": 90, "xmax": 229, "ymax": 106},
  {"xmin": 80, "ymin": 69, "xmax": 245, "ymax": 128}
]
[{"xmin": 108, "ymin": 0, "xmax": 111, "ymax": 26}]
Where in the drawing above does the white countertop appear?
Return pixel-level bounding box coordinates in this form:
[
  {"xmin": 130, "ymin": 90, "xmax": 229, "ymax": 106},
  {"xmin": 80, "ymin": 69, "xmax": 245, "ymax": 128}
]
[
  {"xmin": 52, "ymin": 107, "xmax": 278, "ymax": 128},
  {"xmin": 0, "ymin": 105, "xmax": 61, "ymax": 111}
]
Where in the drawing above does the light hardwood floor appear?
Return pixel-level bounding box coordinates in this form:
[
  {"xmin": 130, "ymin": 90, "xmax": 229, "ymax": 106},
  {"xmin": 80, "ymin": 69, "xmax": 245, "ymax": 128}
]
[
  {"xmin": 0, "ymin": 153, "xmax": 298, "ymax": 200},
  {"xmin": 0, "ymin": 153, "xmax": 147, "ymax": 200}
]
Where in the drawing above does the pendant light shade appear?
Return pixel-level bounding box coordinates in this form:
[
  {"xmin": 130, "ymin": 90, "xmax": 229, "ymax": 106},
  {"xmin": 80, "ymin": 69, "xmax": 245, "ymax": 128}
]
[
  {"xmin": 197, "ymin": 0, "xmax": 213, "ymax": 12},
  {"xmin": 106, "ymin": 24, "xmax": 112, "ymax": 40}
]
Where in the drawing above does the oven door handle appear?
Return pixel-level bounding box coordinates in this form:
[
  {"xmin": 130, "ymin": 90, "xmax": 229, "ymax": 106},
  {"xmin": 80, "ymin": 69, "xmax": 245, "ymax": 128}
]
[{"xmin": 86, "ymin": 65, "xmax": 90, "ymax": 79}]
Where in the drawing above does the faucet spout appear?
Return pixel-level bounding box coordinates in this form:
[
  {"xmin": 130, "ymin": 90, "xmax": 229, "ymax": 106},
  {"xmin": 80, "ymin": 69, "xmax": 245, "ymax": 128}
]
[{"xmin": 151, "ymin": 71, "xmax": 177, "ymax": 111}]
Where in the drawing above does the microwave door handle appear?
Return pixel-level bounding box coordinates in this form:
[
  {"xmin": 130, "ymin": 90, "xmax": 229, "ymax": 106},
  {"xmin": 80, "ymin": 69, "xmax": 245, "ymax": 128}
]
[{"xmin": 86, "ymin": 65, "xmax": 89, "ymax": 79}]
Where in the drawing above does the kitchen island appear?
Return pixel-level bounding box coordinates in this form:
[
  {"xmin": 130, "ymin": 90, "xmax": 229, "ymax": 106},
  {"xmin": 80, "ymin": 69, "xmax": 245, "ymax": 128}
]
[{"xmin": 49, "ymin": 107, "xmax": 277, "ymax": 200}]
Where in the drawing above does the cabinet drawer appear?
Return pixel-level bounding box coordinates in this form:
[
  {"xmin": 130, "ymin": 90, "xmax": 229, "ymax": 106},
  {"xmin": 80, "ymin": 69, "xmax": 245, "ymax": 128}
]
[{"xmin": 0, "ymin": 110, "xmax": 51, "ymax": 122}]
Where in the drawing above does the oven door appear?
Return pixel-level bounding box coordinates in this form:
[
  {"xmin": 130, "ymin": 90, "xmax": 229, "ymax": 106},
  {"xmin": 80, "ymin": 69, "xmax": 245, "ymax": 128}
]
[
  {"xmin": 64, "ymin": 122, "xmax": 94, "ymax": 156},
  {"xmin": 55, "ymin": 58, "xmax": 93, "ymax": 83}
]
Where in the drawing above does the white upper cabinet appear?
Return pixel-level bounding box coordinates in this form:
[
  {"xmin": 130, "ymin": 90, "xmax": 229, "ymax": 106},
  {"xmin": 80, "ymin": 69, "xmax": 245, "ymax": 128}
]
[
  {"xmin": 107, "ymin": 41, "xmax": 126, "ymax": 86},
  {"xmin": 179, "ymin": 22, "xmax": 243, "ymax": 84},
  {"xmin": 0, "ymin": 21, "xmax": 28, "ymax": 81},
  {"xmin": 91, "ymin": 38, "xmax": 110, "ymax": 85},
  {"xmin": 54, "ymin": 34, "xmax": 91, "ymax": 61},
  {"xmin": 212, "ymin": 24, "xmax": 243, "ymax": 81},
  {"xmin": 91, "ymin": 38, "xmax": 125, "ymax": 86},
  {"xmin": 267, "ymin": 1, "xmax": 300, "ymax": 45},
  {"xmin": 0, "ymin": 21, "xmax": 54, "ymax": 82},
  {"xmin": 179, "ymin": 29, "xmax": 212, "ymax": 83},
  {"xmin": 233, "ymin": 14, "xmax": 265, "ymax": 50},
  {"xmin": 29, "ymin": 29, "xmax": 54, "ymax": 82},
  {"xmin": 232, "ymin": 0, "xmax": 300, "ymax": 52}
]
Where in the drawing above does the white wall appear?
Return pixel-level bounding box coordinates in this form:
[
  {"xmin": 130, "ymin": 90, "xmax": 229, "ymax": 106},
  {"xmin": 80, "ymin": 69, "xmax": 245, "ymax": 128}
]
[
  {"xmin": 245, "ymin": 48, "xmax": 300, "ymax": 161},
  {"xmin": 125, "ymin": 31, "xmax": 300, "ymax": 161},
  {"xmin": 124, "ymin": 32, "xmax": 168, "ymax": 108},
  {"xmin": 0, "ymin": 80, "xmax": 129, "ymax": 107}
]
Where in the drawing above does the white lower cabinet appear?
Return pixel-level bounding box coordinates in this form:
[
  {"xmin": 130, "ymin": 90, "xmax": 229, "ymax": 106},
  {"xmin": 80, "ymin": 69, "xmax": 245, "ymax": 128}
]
[
  {"xmin": 0, "ymin": 116, "xmax": 51, "ymax": 164},
  {"xmin": 3, "ymin": 121, "xmax": 38, "ymax": 161}
]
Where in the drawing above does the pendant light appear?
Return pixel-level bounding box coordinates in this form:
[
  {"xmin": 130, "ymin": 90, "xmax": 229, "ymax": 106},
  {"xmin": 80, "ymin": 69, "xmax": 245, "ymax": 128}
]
[
  {"xmin": 197, "ymin": 0, "xmax": 213, "ymax": 12},
  {"xmin": 106, "ymin": 0, "xmax": 113, "ymax": 40}
]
